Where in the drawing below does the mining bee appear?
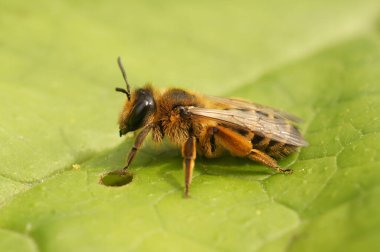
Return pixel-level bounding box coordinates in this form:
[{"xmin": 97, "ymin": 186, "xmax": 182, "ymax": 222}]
[{"xmin": 114, "ymin": 57, "xmax": 308, "ymax": 197}]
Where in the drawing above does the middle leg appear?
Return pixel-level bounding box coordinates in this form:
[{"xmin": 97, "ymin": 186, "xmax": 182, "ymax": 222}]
[{"xmin": 182, "ymin": 136, "xmax": 196, "ymax": 197}]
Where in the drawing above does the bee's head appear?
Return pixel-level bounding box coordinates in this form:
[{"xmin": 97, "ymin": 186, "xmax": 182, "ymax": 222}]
[{"xmin": 115, "ymin": 57, "xmax": 156, "ymax": 136}]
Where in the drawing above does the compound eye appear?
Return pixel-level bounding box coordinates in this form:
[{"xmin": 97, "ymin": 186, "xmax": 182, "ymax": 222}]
[
  {"xmin": 126, "ymin": 99, "xmax": 150, "ymax": 132},
  {"xmin": 122, "ymin": 89, "xmax": 155, "ymax": 133}
]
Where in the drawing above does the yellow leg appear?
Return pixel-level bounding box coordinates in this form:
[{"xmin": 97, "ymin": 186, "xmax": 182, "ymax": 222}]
[
  {"xmin": 208, "ymin": 125, "xmax": 292, "ymax": 174},
  {"xmin": 182, "ymin": 136, "xmax": 196, "ymax": 197},
  {"xmin": 248, "ymin": 149, "xmax": 292, "ymax": 174}
]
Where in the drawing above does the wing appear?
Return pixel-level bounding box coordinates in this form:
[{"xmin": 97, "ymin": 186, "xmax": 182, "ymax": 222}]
[
  {"xmin": 205, "ymin": 95, "xmax": 303, "ymax": 123},
  {"xmin": 187, "ymin": 107, "xmax": 308, "ymax": 147}
]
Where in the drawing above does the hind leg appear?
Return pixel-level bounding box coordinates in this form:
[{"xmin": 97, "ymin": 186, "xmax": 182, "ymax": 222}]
[
  {"xmin": 248, "ymin": 149, "xmax": 292, "ymax": 174},
  {"xmin": 210, "ymin": 126, "xmax": 292, "ymax": 174}
]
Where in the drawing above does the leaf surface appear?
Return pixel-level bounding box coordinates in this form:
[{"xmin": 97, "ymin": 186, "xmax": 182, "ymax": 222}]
[{"xmin": 1, "ymin": 1, "xmax": 380, "ymax": 251}]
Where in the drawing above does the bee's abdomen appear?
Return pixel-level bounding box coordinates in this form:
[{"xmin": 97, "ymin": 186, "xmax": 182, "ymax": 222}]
[{"xmin": 251, "ymin": 135, "xmax": 297, "ymax": 159}]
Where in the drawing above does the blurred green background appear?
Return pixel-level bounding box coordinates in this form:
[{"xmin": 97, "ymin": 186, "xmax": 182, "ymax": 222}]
[{"xmin": 1, "ymin": 0, "xmax": 380, "ymax": 251}]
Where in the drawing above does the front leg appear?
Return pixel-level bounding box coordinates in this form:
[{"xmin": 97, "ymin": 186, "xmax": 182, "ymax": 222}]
[
  {"xmin": 182, "ymin": 136, "xmax": 196, "ymax": 197},
  {"xmin": 123, "ymin": 125, "xmax": 152, "ymax": 169}
]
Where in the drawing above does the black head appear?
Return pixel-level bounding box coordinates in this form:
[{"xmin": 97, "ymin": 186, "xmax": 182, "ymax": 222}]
[
  {"xmin": 119, "ymin": 88, "xmax": 156, "ymax": 136},
  {"xmin": 116, "ymin": 57, "xmax": 156, "ymax": 136}
]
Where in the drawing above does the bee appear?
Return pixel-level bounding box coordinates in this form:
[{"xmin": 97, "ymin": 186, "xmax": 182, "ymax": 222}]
[{"xmin": 114, "ymin": 57, "xmax": 308, "ymax": 197}]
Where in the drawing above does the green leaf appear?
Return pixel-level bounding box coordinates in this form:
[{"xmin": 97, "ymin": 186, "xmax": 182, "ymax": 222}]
[{"xmin": 1, "ymin": 1, "xmax": 380, "ymax": 251}]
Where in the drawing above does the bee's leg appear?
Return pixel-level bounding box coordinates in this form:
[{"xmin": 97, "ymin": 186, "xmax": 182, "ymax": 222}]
[
  {"xmin": 211, "ymin": 125, "xmax": 253, "ymax": 157},
  {"xmin": 248, "ymin": 149, "xmax": 292, "ymax": 174},
  {"xmin": 210, "ymin": 126, "xmax": 292, "ymax": 174},
  {"xmin": 181, "ymin": 136, "xmax": 196, "ymax": 197},
  {"xmin": 124, "ymin": 125, "xmax": 152, "ymax": 169}
]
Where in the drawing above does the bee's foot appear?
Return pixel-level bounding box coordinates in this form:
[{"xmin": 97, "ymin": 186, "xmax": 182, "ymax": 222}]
[
  {"xmin": 183, "ymin": 192, "xmax": 191, "ymax": 199},
  {"xmin": 276, "ymin": 167, "xmax": 293, "ymax": 174}
]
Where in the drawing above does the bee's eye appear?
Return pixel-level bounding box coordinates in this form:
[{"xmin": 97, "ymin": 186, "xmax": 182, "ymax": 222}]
[
  {"xmin": 127, "ymin": 100, "xmax": 150, "ymax": 131},
  {"xmin": 124, "ymin": 90, "xmax": 155, "ymax": 132}
]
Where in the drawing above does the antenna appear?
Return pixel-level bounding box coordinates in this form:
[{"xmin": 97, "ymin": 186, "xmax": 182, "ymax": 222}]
[{"xmin": 116, "ymin": 57, "xmax": 131, "ymax": 101}]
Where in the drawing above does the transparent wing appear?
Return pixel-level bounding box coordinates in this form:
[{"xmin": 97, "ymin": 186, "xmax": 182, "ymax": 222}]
[
  {"xmin": 188, "ymin": 107, "xmax": 308, "ymax": 146},
  {"xmin": 206, "ymin": 95, "xmax": 303, "ymax": 123}
]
